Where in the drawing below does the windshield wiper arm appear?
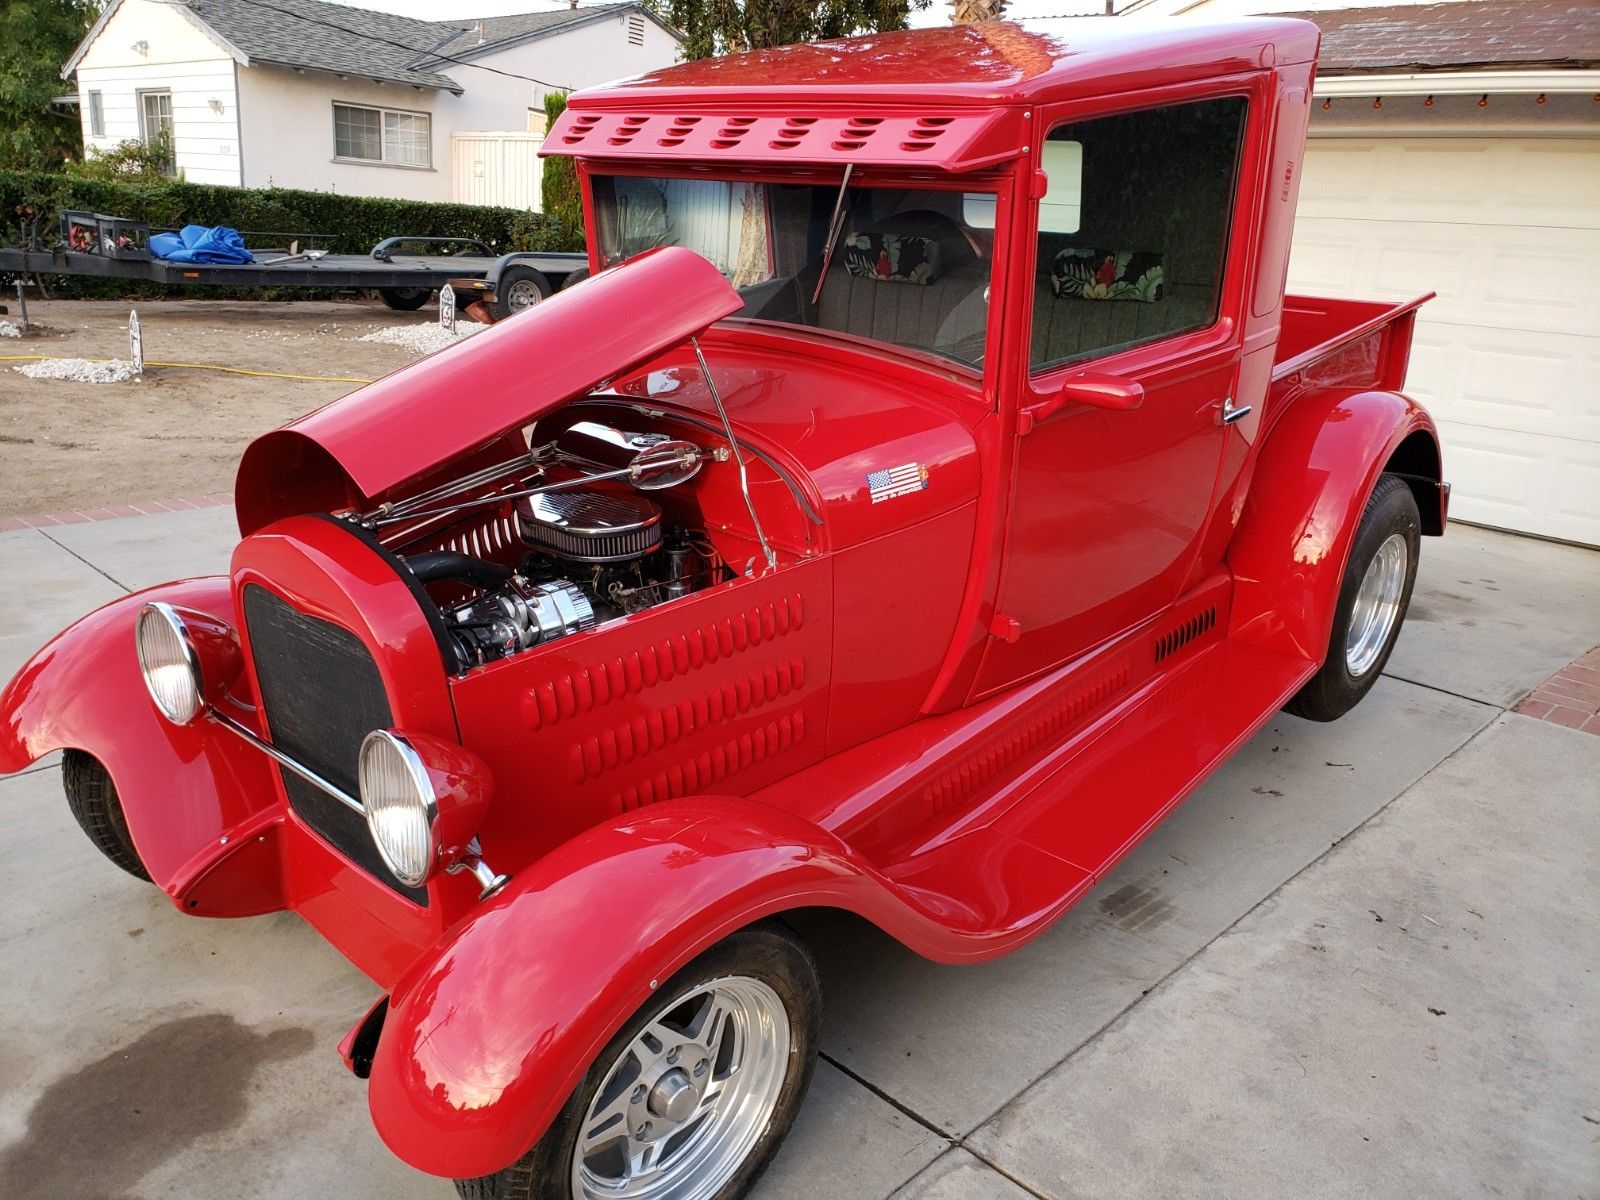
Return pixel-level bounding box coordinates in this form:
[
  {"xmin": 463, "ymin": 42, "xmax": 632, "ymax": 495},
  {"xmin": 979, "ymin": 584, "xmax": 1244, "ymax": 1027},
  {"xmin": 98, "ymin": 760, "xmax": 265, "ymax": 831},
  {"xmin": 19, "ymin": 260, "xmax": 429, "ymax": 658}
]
[{"xmin": 809, "ymin": 164, "xmax": 855, "ymax": 307}]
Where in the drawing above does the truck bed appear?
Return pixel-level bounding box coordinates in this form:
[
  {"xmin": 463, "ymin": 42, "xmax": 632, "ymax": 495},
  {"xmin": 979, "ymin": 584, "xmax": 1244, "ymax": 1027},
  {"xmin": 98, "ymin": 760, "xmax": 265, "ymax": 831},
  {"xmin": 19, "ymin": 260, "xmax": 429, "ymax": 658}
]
[{"xmin": 1275, "ymin": 292, "xmax": 1434, "ymax": 387}]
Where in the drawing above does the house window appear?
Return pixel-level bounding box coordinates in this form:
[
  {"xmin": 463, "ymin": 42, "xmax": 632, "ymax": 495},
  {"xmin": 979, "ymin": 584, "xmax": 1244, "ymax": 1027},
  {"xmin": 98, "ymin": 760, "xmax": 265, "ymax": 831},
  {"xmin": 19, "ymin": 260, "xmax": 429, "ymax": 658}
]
[
  {"xmin": 333, "ymin": 102, "xmax": 431, "ymax": 167},
  {"xmin": 627, "ymin": 13, "xmax": 645, "ymax": 45},
  {"xmin": 87, "ymin": 90, "xmax": 104, "ymax": 137},
  {"xmin": 137, "ymin": 89, "xmax": 175, "ymax": 174}
]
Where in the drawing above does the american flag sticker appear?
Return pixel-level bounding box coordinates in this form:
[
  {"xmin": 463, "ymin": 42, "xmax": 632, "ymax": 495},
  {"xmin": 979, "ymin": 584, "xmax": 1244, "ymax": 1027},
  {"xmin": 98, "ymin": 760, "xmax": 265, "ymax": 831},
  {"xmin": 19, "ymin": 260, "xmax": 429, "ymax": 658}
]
[{"xmin": 866, "ymin": 462, "xmax": 930, "ymax": 503}]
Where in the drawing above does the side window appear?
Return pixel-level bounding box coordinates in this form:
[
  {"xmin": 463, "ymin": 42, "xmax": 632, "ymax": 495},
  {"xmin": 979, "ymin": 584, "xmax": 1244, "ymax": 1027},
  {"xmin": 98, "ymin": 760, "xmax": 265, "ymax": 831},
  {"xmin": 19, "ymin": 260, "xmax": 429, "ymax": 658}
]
[{"xmin": 1030, "ymin": 96, "xmax": 1247, "ymax": 372}]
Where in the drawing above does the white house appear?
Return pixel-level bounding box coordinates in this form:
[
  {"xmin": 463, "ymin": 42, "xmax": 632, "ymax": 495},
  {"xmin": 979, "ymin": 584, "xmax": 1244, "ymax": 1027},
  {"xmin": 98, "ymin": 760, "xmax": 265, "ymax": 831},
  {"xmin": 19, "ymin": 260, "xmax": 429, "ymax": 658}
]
[
  {"xmin": 63, "ymin": 0, "xmax": 680, "ymax": 205},
  {"xmin": 1060, "ymin": 0, "xmax": 1599, "ymax": 546}
]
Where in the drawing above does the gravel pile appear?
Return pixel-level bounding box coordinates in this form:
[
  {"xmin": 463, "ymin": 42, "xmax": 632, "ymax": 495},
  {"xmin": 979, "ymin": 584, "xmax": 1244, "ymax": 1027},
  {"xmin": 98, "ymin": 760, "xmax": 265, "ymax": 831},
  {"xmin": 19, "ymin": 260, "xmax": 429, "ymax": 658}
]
[
  {"xmin": 15, "ymin": 357, "xmax": 140, "ymax": 384},
  {"xmin": 358, "ymin": 321, "xmax": 486, "ymax": 354},
  {"xmin": 0, "ymin": 320, "xmax": 20, "ymax": 338}
]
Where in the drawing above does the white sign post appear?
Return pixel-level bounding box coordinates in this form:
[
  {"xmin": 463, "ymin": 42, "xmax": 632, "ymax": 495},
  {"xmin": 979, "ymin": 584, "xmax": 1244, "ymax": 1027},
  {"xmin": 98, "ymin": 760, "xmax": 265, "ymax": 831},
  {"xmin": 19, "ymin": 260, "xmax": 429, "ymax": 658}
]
[
  {"xmin": 438, "ymin": 283, "xmax": 456, "ymax": 334},
  {"xmin": 128, "ymin": 309, "xmax": 143, "ymax": 375}
]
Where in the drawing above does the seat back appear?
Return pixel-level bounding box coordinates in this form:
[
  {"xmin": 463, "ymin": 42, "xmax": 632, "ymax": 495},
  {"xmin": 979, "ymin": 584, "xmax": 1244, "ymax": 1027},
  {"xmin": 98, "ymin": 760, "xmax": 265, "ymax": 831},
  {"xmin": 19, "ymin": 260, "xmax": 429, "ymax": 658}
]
[{"xmin": 814, "ymin": 210, "xmax": 987, "ymax": 359}]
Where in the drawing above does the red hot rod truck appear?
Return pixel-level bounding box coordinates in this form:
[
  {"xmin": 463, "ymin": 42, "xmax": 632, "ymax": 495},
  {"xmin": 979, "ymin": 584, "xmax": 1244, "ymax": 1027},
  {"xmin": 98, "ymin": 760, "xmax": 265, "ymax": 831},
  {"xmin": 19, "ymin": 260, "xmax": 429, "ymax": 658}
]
[{"xmin": 0, "ymin": 18, "xmax": 1447, "ymax": 1200}]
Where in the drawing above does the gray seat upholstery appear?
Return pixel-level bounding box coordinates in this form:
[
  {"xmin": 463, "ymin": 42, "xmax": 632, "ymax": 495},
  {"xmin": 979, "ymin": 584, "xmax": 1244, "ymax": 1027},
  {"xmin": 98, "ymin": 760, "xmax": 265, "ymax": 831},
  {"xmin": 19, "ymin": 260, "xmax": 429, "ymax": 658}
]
[
  {"xmin": 812, "ymin": 211, "xmax": 987, "ymax": 361},
  {"xmin": 1031, "ymin": 282, "xmax": 1214, "ymax": 366}
]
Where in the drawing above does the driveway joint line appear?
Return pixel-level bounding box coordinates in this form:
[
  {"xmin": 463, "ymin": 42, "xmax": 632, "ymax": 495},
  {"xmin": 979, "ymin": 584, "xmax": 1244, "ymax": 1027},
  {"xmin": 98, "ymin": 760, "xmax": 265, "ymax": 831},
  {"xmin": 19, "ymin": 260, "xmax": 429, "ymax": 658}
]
[
  {"xmin": 1380, "ymin": 669, "xmax": 1505, "ymax": 711},
  {"xmin": 37, "ymin": 527, "xmax": 133, "ymax": 593},
  {"xmin": 819, "ymin": 1050, "xmax": 958, "ymax": 1143},
  {"xmin": 945, "ymin": 712, "xmax": 1502, "ymax": 1148},
  {"xmin": 951, "ymin": 1142, "xmax": 1058, "ymax": 1200}
]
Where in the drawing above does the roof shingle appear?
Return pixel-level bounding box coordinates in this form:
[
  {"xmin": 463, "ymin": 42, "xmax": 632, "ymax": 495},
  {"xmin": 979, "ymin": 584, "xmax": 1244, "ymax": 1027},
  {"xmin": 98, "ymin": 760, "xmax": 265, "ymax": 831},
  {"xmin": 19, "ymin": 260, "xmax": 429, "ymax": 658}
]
[
  {"xmin": 155, "ymin": 0, "xmax": 641, "ymax": 93},
  {"xmin": 1279, "ymin": 0, "xmax": 1600, "ymax": 74}
]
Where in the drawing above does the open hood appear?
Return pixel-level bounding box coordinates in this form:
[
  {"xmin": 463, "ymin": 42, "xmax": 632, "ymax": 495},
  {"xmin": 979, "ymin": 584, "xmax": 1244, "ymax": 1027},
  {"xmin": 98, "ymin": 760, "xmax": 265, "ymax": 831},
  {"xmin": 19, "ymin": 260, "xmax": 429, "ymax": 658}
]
[{"xmin": 234, "ymin": 247, "xmax": 742, "ymax": 536}]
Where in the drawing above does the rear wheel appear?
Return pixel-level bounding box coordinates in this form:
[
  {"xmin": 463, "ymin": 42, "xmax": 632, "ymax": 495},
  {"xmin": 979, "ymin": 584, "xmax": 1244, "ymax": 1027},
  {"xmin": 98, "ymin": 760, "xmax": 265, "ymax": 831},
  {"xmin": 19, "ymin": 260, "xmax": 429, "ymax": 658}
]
[
  {"xmin": 1286, "ymin": 473, "xmax": 1421, "ymax": 722},
  {"xmin": 490, "ymin": 266, "xmax": 551, "ymax": 322},
  {"xmin": 454, "ymin": 922, "xmax": 821, "ymax": 1200},
  {"xmin": 379, "ymin": 286, "xmax": 432, "ymax": 311},
  {"xmin": 63, "ymin": 750, "xmax": 151, "ymax": 881}
]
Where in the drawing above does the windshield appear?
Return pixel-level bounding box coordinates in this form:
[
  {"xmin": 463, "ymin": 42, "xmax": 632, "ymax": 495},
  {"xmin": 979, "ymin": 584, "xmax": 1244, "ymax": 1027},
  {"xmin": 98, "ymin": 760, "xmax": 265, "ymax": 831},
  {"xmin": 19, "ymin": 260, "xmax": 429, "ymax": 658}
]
[{"xmin": 590, "ymin": 174, "xmax": 994, "ymax": 368}]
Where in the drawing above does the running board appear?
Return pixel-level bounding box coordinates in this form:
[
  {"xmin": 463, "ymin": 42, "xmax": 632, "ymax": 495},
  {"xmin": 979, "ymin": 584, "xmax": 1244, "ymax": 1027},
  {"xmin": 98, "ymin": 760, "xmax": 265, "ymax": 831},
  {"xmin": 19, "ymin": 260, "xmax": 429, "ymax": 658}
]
[{"xmin": 878, "ymin": 636, "xmax": 1317, "ymax": 941}]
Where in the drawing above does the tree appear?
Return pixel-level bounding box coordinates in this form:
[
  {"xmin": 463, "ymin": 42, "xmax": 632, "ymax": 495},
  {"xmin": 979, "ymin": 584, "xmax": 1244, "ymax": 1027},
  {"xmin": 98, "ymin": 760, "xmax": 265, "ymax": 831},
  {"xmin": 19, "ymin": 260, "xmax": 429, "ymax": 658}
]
[
  {"xmin": 540, "ymin": 91, "xmax": 583, "ymax": 245},
  {"xmin": 950, "ymin": 0, "xmax": 1006, "ymax": 22},
  {"xmin": 0, "ymin": 0, "xmax": 97, "ymax": 172},
  {"xmin": 655, "ymin": 0, "xmax": 930, "ymax": 61}
]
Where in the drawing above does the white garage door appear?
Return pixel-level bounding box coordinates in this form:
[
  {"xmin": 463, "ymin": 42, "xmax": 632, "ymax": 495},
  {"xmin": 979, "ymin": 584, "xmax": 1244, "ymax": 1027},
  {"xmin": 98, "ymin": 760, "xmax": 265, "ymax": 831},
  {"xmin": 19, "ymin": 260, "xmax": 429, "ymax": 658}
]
[{"xmin": 1289, "ymin": 136, "xmax": 1600, "ymax": 546}]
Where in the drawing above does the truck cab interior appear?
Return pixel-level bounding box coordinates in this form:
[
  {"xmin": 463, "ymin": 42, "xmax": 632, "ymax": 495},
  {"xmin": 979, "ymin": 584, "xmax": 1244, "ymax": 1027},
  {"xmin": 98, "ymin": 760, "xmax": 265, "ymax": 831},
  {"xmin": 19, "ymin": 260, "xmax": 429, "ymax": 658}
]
[{"xmin": 589, "ymin": 174, "xmax": 995, "ymax": 368}]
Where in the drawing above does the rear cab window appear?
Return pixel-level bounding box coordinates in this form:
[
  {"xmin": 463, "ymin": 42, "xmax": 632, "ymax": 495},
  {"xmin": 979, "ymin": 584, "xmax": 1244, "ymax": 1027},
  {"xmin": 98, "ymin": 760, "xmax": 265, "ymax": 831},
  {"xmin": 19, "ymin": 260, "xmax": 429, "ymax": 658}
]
[{"xmin": 1030, "ymin": 97, "xmax": 1248, "ymax": 372}]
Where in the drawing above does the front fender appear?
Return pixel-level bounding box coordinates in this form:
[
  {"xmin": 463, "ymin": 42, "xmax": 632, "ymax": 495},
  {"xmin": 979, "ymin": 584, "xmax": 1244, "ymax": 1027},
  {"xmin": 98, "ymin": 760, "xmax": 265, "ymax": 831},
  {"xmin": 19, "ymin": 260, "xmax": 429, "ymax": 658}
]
[
  {"xmin": 0, "ymin": 577, "xmax": 286, "ymax": 911},
  {"xmin": 368, "ymin": 797, "xmax": 937, "ymax": 1179},
  {"xmin": 1228, "ymin": 387, "xmax": 1441, "ymax": 663}
]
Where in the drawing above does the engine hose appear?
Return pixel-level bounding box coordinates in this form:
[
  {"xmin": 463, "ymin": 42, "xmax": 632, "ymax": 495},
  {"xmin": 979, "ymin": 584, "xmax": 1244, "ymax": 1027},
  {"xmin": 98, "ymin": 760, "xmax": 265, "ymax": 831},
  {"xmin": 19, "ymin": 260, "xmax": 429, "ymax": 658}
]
[{"xmin": 404, "ymin": 551, "xmax": 513, "ymax": 592}]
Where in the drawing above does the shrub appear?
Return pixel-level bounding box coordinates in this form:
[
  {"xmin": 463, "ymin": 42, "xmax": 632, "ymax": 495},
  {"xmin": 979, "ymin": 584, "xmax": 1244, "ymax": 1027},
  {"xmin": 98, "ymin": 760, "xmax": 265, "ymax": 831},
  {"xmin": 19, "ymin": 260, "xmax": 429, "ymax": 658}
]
[
  {"xmin": 541, "ymin": 92, "xmax": 584, "ymax": 248},
  {"xmin": 0, "ymin": 169, "xmax": 583, "ymax": 298}
]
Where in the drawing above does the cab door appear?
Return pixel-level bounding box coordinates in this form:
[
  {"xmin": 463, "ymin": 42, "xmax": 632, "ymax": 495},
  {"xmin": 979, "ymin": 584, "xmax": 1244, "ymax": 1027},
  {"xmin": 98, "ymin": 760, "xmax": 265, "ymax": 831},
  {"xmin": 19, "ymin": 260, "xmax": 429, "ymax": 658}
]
[{"xmin": 974, "ymin": 90, "xmax": 1258, "ymax": 696}]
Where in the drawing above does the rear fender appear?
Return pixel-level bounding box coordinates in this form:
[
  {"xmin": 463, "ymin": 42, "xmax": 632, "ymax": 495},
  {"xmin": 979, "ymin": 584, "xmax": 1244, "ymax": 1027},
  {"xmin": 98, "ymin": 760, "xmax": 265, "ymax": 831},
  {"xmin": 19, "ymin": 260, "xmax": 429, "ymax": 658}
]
[
  {"xmin": 367, "ymin": 797, "xmax": 939, "ymax": 1179},
  {"xmin": 0, "ymin": 577, "xmax": 286, "ymax": 913},
  {"xmin": 1228, "ymin": 387, "xmax": 1443, "ymax": 663}
]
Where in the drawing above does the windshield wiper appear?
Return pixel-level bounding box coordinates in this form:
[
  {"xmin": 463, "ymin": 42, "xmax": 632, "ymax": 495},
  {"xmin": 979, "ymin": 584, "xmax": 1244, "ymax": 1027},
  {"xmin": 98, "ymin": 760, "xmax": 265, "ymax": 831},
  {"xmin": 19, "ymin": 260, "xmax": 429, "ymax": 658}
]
[{"xmin": 809, "ymin": 163, "xmax": 855, "ymax": 306}]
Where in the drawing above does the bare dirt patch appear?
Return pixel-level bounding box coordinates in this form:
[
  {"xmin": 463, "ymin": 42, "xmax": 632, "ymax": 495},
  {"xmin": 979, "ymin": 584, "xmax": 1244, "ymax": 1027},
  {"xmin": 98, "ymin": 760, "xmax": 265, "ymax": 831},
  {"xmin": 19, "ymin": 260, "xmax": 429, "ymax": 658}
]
[{"xmin": 0, "ymin": 298, "xmax": 447, "ymax": 516}]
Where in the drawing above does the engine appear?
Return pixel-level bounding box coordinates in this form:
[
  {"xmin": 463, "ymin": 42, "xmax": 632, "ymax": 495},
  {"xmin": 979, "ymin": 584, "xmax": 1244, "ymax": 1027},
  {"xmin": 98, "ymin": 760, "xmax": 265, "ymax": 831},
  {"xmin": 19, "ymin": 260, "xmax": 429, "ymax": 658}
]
[{"xmin": 388, "ymin": 421, "xmax": 734, "ymax": 669}]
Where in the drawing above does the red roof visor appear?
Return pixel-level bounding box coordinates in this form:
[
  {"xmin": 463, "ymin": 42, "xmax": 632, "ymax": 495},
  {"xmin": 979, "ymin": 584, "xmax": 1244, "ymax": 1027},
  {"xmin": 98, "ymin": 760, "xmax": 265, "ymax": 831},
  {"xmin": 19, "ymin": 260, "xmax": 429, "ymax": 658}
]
[{"xmin": 541, "ymin": 107, "xmax": 1026, "ymax": 172}]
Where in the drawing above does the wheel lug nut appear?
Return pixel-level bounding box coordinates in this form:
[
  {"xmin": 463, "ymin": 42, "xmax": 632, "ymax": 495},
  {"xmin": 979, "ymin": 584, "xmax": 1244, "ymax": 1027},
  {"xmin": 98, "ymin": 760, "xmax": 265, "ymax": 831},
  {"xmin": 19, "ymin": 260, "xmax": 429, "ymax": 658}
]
[
  {"xmin": 637, "ymin": 1122, "xmax": 652, "ymax": 1139},
  {"xmin": 693, "ymin": 1059, "xmax": 708, "ymax": 1077},
  {"xmin": 666, "ymin": 1048, "xmax": 680, "ymax": 1065},
  {"xmin": 631, "ymin": 1085, "xmax": 646, "ymax": 1104}
]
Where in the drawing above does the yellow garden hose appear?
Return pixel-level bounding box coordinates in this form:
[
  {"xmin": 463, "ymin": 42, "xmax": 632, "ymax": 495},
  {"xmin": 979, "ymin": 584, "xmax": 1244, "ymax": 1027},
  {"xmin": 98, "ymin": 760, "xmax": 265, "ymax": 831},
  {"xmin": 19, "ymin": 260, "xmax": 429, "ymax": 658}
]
[{"xmin": 0, "ymin": 354, "xmax": 373, "ymax": 385}]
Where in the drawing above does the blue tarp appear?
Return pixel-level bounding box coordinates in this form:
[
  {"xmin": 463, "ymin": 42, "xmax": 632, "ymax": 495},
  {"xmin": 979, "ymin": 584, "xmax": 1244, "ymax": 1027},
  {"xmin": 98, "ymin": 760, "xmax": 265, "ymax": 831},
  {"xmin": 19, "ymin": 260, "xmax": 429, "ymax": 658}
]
[{"xmin": 148, "ymin": 225, "xmax": 254, "ymax": 264}]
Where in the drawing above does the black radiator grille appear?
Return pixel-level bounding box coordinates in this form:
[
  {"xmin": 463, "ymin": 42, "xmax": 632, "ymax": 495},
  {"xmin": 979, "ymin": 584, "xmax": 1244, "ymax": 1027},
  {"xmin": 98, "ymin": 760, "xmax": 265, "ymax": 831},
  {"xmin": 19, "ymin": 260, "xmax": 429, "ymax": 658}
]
[{"xmin": 242, "ymin": 584, "xmax": 427, "ymax": 903}]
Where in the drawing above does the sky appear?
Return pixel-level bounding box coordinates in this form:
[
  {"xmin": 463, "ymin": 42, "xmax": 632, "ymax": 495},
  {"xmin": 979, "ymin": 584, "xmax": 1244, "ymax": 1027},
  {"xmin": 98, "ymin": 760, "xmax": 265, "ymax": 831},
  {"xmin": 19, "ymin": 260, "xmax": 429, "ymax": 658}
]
[{"xmin": 330, "ymin": 0, "xmax": 1118, "ymax": 27}]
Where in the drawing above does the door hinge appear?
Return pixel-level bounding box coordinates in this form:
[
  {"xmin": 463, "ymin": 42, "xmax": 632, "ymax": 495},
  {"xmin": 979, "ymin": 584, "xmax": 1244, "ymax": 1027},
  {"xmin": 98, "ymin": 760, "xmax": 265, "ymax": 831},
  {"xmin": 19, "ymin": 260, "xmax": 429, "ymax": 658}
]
[{"xmin": 989, "ymin": 613, "xmax": 1022, "ymax": 644}]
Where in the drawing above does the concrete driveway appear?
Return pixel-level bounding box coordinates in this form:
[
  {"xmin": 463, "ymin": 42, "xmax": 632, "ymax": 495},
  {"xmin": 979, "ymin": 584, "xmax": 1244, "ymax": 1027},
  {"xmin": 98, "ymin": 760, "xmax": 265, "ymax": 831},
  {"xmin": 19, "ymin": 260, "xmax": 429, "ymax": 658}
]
[{"xmin": 0, "ymin": 512, "xmax": 1595, "ymax": 1199}]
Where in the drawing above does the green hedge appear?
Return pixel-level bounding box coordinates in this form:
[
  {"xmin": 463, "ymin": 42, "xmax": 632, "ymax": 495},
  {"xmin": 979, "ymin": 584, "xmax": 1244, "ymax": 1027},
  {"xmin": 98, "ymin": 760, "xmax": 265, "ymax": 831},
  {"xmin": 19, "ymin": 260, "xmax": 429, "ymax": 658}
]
[{"xmin": 0, "ymin": 170, "xmax": 581, "ymax": 299}]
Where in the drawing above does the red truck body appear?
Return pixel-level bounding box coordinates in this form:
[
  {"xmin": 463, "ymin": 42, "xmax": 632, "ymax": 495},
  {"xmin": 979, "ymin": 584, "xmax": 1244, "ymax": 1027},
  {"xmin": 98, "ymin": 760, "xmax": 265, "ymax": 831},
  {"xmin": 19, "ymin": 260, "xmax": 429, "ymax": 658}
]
[{"xmin": 0, "ymin": 18, "xmax": 1445, "ymax": 1189}]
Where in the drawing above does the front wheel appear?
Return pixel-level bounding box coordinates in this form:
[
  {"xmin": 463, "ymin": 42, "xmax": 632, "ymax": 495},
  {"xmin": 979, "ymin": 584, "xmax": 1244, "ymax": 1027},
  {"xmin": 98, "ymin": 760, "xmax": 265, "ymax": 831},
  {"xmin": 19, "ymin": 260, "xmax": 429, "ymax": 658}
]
[
  {"xmin": 455, "ymin": 921, "xmax": 821, "ymax": 1200},
  {"xmin": 63, "ymin": 750, "xmax": 151, "ymax": 881},
  {"xmin": 1286, "ymin": 472, "xmax": 1421, "ymax": 722}
]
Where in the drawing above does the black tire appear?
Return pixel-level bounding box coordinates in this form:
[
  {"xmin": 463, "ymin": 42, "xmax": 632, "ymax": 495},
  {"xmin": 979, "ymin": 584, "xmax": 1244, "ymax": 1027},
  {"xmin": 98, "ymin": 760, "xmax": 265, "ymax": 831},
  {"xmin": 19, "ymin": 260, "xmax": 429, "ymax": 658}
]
[
  {"xmin": 454, "ymin": 921, "xmax": 821, "ymax": 1200},
  {"xmin": 379, "ymin": 287, "xmax": 432, "ymax": 311},
  {"xmin": 491, "ymin": 265, "xmax": 552, "ymax": 322},
  {"xmin": 63, "ymin": 750, "xmax": 151, "ymax": 881},
  {"xmin": 1286, "ymin": 473, "xmax": 1421, "ymax": 722},
  {"xmin": 557, "ymin": 266, "xmax": 591, "ymax": 291}
]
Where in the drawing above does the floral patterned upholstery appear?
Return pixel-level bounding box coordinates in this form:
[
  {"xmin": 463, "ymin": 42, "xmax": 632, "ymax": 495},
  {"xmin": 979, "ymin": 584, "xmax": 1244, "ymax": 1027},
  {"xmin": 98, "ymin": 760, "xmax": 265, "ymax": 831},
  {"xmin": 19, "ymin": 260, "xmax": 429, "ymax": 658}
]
[
  {"xmin": 842, "ymin": 231, "xmax": 944, "ymax": 285},
  {"xmin": 1049, "ymin": 248, "xmax": 1165, "ymax": 303}
]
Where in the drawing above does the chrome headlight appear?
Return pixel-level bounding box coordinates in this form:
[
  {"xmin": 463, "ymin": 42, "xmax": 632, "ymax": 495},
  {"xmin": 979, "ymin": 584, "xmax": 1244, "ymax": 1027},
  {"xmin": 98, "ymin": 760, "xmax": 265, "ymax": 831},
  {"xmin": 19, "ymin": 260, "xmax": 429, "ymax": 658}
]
[
  {"xmin": 136, "ymin": 602, "xmax": 205, "ymax": 725},
  {"xmin": 359, "ymin": 730, "xmax": 439, "ymax": 887}
]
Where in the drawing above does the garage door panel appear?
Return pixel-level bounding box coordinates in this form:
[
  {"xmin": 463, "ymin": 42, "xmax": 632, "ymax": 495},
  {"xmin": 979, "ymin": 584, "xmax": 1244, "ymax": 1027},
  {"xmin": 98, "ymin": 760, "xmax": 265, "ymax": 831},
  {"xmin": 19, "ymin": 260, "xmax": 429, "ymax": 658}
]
[
  {"xmin": 1438, "ymin": 422, "xmax": 1600, "ymax": 546},
  {"xmin": 1299, "ymin": 138, "xmax": 1600, "ymax": 228},
  {"xmin": 1294, "ymin": 136, "xmax": 1599, "ymax": 544},
  {"xmin": 1290, "ymin": 217, "xmax": 1600, "ymax": 337}
]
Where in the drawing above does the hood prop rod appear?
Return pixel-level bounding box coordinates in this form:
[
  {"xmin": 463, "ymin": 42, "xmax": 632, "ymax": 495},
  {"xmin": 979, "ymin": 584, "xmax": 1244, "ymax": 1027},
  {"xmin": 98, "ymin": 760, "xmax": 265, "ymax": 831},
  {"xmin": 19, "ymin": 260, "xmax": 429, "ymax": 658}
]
[{"xmin": 693, "ymin": 336, "xmax": 776, "ymax": 575}]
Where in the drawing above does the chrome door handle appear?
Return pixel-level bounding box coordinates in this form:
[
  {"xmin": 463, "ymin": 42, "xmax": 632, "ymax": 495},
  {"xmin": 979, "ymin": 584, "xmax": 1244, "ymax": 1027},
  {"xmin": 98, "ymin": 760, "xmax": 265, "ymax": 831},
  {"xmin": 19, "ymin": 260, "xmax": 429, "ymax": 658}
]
[{"xmin": 1218, "ymin": 396, "xmax": 1252, "ymax": 425}]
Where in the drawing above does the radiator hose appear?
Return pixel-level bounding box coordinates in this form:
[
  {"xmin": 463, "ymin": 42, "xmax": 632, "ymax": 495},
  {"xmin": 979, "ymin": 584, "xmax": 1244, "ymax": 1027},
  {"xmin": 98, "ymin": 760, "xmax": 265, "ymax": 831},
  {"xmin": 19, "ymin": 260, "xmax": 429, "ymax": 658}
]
[{"xmin": 404, "ymin": 551, "xmax": 513, "ymax": 592}]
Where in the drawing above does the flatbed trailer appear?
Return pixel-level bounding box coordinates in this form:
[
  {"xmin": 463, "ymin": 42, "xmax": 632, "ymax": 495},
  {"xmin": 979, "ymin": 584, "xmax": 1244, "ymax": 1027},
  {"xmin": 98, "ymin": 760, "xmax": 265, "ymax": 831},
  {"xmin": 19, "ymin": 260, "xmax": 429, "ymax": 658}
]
[{"xmin": 0, "ymin": 234, "xmax": 587, "ymax": 317}]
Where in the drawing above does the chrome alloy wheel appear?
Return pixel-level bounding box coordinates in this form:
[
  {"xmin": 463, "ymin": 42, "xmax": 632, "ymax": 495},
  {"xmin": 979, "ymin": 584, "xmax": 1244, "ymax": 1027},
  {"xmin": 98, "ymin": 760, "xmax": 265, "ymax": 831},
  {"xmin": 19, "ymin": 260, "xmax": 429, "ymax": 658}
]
[
  {"xmin": 506, "ymin": 277, "xmax": 545, "ymax": 312},
  {"xmin": 1345, "ymin": 531, "xmax": 1409, "ymax": 678},
  {"xmin": 571, "ymin": 976, "xmax": 791, "ymax": 1200}
]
